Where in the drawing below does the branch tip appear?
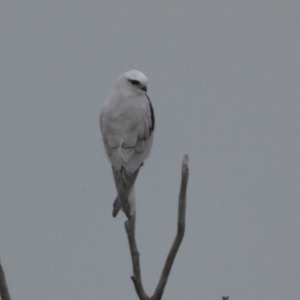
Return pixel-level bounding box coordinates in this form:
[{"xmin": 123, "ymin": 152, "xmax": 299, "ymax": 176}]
[{"xmin": 182, "ymin": 154, "xmax": 189, "ymax": 173}]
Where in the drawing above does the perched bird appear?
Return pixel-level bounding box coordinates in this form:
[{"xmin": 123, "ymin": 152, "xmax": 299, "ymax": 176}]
[{"xmin": 100, "ymin": 70, "xmax": 155, "ymax": 219}]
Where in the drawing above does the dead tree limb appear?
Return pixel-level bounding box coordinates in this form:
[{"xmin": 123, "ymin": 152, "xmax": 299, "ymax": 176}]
[
  {"xmin": 125, "ymin": 155, "xmax": 189, "ymax": 300},
  {"xmin": 0, "ymin": 259, "xmax": 11, "ymax": 300},
  {"xmin": 125, "ymin": 215, "xmax": 148, "ymax": 300}
]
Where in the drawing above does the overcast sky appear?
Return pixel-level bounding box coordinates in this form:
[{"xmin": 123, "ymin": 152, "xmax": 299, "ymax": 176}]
[{"xmin": 1, "ymin": 2, "xmax": 300, "ymax": 300}]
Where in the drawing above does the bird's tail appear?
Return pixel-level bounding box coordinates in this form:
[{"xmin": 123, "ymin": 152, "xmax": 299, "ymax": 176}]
[
  {"xmin": 112, "ymin": 167, "xmax": 140, "ymax": 219},
  {"xmin": 112, "ymin": 196, "xmax": 122, "ymax": 217},
  {"xmin": 112, "ymin": 187, "xmax": 135, "ymax": 218}
]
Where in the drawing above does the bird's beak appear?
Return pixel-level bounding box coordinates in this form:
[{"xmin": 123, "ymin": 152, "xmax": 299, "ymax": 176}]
[{"xmin": 141, "ymin": 85, "xmax": 147, "ymax": 92}]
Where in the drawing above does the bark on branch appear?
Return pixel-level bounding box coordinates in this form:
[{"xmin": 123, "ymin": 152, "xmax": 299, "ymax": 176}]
[
  {"xmin": 0, "ymin": 259, "xmax": 11, "ymax": 300},
  {"xmin": 125, "ymin": 155, "xmax": 189, "ymax": 300}
]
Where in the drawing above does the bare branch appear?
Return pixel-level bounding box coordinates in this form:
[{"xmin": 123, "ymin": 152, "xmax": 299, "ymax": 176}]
[
  {"xmin": 125, "ymin": 215, "xmax": 149, "ymax": 300},
  {"xmin": 152, "ymin": 155, "xmax": 189, "ymax": 300},
  {"xmin": 125, "ymin": 155, "xmax": 189, "ymax": 300},
  {"xmin": 0, "ymin": 259, "xmax": 11, "ymax": 300}
]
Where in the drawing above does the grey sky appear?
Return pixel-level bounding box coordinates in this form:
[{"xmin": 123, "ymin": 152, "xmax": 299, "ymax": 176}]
[{"xmin": 1, "ymin": 1, "xmax": 299, "ymax": 299}]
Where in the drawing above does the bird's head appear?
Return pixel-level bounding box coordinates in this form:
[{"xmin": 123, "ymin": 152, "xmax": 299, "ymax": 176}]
[{"xmin": 117, "ymin": 70, "xmax": 148, "ymax": 93}]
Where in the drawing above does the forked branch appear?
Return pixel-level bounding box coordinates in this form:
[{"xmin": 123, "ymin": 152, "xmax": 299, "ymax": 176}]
[
  {"xmin": 0, "ymin": 259, "xmax": 11, "ymax": 300},
  {"xmin": 125, "ymin": 155, "xmax": 189, "ymax": 300}
]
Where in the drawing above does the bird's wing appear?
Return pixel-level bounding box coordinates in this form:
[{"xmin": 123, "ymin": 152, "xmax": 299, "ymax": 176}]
[{"xmin": 100, "ymin": 91, "xmax": 154, "ymax": 173}]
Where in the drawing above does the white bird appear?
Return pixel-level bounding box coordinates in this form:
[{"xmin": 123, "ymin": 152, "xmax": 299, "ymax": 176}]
[{"xmin": 100, "ymin": 70, "xmax": 155, "ymax": 219}]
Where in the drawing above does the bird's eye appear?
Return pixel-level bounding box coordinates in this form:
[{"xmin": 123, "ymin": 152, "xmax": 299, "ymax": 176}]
[{"xmin": 130, "ymin": 80, "xmax": 140, "ymax": 85}]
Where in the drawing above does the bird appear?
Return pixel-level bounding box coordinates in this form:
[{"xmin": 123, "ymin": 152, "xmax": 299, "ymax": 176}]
[{"xmin": 100, "ymin": 70, "xmax": 155, "ymax": 219}]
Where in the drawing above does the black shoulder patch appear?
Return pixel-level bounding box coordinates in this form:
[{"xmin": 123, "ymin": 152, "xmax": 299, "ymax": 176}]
[{"xmin": 146, "ymin": 95, "xmax": 155, "ymax": 132}]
